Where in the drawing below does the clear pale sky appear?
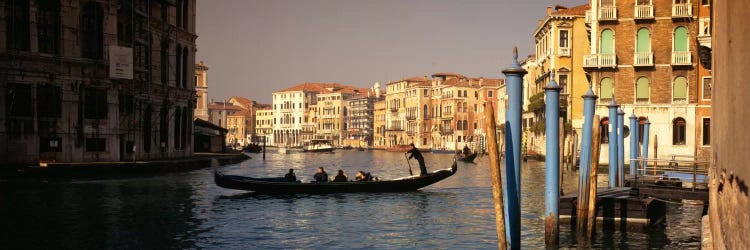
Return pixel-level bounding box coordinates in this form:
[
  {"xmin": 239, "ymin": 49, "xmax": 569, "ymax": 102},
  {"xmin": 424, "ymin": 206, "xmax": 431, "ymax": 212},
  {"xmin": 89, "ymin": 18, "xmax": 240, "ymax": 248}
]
[{"xmin": 196, "ymin": 0, "xmax": 586, "ymax": 104}]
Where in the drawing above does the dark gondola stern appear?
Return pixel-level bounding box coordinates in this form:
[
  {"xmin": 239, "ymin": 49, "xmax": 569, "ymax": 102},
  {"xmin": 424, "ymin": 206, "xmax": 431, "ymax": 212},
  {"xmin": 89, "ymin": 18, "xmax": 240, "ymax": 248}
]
[{"xmin": 451, "ymin": 159, "xmax": 458, "ymax": 173}]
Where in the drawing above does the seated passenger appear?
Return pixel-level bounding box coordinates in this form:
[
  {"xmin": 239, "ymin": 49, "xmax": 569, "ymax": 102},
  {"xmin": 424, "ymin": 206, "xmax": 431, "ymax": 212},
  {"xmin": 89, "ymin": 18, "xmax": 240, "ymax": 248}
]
[
  {"xmin": 355, "ymin": 171, "xmax": 367, "ymax": 181},
  {"xmin": 365, "ymin": 172, "xmax": 373, "ymax": 181},
  {"xmin": 333, "ymin": 170, "xmax": 348, "ymax": 182},
  {"xmin": 284, "ymin": 168, "xmax": 297, "ymax": 182},
  {"xmin": 313, "ymin": 167, "xmax": 329, "ymax": 183}
]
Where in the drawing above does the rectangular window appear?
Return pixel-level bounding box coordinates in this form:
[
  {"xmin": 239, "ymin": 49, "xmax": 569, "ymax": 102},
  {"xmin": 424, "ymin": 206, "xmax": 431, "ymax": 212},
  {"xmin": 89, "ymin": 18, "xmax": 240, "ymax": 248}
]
[
  {"xmin": 7, "ymin": 83, "xmax": 32, "ymax": 117},
  {"xmin": 7, "ymin": 0, "xmax": 30, "ymax": 51},
  {"xmin": 37, "ymin": 0, "xmax": 60, "ymax": 54},
  {"xmin": 702, "ymin": 0, "xmax": 709, "ymax": 5},
  {"xmin": 702, "ymin": 118, "xmax": 710, "ymax": 146},
  {"xmin": 81, "ymin": 2, "xmax": 104, "ymax": 59},
  {"xmin": 559, "ymin": 30, "xmax": 569, "ymax": 48},
  {"xmin": 559, "ymin": 74, "xmax": 568, "ymax": 93},
  {"xmin": 85, "ymin": 88, "xmax": 108, "ymax": 119},
  {"xmin": 488, "ymin": 90, "xmax": 493, "ymax": 98},
  {"xmin": 37, "ymin": 85, "xmax": 62, "ymax": 118},
  {"xmin": 86, "ymin": 138, "xmax": 107, "ymax": 152},
  {"xmin": 702, "ymin": 77, "xmax": 712, "ymax": 100}
]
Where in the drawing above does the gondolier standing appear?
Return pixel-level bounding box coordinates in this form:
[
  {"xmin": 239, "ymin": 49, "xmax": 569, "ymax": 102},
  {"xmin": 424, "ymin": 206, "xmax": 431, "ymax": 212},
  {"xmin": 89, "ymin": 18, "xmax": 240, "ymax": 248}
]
[{"xmin": 406, "ymin": 143, "xmax": 428, "ymax": 176}]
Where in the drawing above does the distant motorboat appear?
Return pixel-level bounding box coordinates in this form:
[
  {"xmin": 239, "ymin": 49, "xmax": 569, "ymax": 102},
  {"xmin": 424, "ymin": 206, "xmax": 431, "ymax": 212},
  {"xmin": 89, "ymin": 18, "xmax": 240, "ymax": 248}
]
[
  {"xmin": 303, "ymin": 139, "xmax": 335, "ymax": 153},
  {"xmin": 278, "ymin": 147, "xmax": 289, "ymax": 154}
]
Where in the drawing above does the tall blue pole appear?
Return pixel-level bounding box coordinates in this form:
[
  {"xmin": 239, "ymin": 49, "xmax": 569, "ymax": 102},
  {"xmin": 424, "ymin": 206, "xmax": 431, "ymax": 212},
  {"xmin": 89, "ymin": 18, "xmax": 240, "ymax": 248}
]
[
  {"xmin": 641, "ymin": 119, "xmax": 651, "ymax": 175},
  {"xmin": 607, "ymin": 99, "xmax": 619, "ymax": 188},
  {"xmin": 617, "ymin": 108, "xmax": 625, "ymax": 187},
  {"xmin": 501, "ymin": 47, "xmax": 526, "ymax": 249},
  {"xmin": 577, "ymin": 87, "xmax": 597, "ymax": 235},
  {"xmin": 629, "ymin": 113, "xmax": 639, "ymax": 176},
  {"xmin": 544, "ymin": 72, "xmax": 562, "ymax": 246}
]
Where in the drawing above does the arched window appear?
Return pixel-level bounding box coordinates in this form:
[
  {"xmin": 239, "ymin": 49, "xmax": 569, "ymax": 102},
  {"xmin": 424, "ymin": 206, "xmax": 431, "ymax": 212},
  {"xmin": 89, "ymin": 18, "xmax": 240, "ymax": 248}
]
[
  {"xmin": 600, "ymin": 77, "xmax": 614, "ymax": 100},
  {"xmin": 636, "ymin": 28, "xmax": 650, "ymax": 53},
  {"xmin": 38, "ymin": 0, "xmax": 60, "ymax": 54},
  {"xmin": 636, "ymin": 77, "xmax": 650, "ymax": 103},
  {"xmin": 673, "ymin": 76, "xmax": 688, "ymax": 103},
  {"xmin": 463, "ymin": 120, "xmax": 469, "ymax": 130},
  {"xmin": 7, "ymin": 0, "xmax": 30, "ymax": 51},
  {"xmin": 174, "ymin": 106, "xmax": 182, "ymax": 149},
  {"xmin": 674, "ymin": 27, "xmax": 688, "ymax": 52},
  {"xmin": 182, "ymin": 47, "xmax": 189, "ymax": 88},
  {"xmin": 175, "ymin": 45, "xmax": 182, "ymax": 87},
  {"xmin": 81, "ymin": 2, "xmax": 104, "ymax": 59},
  {"xmin": 672, "ymin": 117, "xmax": 686, "ymax": 145},
  {"xmin": 600, "ymin": 29, "xmax": 615, "ymax": 54},
  {"xmin": 600, "ymin": 117, "xmax": 610, "ymax": 143}
]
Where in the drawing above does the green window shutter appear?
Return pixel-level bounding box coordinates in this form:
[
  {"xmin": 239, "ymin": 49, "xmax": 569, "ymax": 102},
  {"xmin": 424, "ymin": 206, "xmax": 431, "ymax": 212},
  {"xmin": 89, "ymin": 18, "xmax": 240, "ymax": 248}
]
[
  {"xmin": 674, "ymin": 27, "xmax": 688, "ymax": 52},
  {"xmin": 674, "ymin": 77, "xmax": 688, "ymax": 99},
  {"xmin": 600, "ymin": 29, "xmax": 614, "ymax": 54},
  {"xmin": 637, "ymin": 28, "xmax": 650, "ymax": 52},
  {"xmin": 600, "ymin": 78, "xmax": 614, "ymax": 99},
  {"xmin": 636, "ymin": 77, "xmax": 650, "ymax": 100}
]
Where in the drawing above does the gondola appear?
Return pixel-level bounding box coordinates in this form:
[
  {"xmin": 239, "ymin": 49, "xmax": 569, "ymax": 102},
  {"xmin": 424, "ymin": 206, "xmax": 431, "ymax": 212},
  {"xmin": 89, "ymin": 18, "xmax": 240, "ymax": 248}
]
[
  {"xmin": 214, "ymin": 161, "xmax": 458, "ymax": 194},
  {"xmin": 457, "ymin": 152, "xmax": 478, "ymax": 163}
]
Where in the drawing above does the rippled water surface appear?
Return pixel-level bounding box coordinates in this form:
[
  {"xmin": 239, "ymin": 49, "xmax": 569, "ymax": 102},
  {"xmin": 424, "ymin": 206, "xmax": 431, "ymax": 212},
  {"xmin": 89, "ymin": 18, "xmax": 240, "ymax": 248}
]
[{"xmin": 0, "ymin": 150, "xmax": 703, "ymax": 249}]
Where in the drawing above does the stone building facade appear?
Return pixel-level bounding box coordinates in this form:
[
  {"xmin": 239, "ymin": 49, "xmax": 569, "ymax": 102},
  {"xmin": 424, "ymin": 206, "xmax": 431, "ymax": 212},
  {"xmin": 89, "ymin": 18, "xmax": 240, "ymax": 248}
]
[
  {"xmin": 1, "ymin": 0, "xmax": 196, "ymax": 164},
  {"xmin": 194, "ymin": 61, "xmax": 208, "ymax": 121}
]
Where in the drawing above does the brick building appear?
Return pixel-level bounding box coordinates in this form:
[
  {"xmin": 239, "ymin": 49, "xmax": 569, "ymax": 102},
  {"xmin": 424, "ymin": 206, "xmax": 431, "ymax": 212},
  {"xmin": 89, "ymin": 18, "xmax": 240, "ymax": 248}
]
[
  {"xmin": 585, "ymin": 0, "xmax": 702, "ymax": 163},
  {"xmin": 1, "ymin": 0, "xmax": 196, "ymax": 164}
]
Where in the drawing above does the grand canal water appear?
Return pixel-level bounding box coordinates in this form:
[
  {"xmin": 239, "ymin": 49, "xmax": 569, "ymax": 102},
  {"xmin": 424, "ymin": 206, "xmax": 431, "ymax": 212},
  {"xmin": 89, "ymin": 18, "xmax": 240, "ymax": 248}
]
[{"xmin": 0, "ymin": 150, "xmax": 703, "ymax": 249}]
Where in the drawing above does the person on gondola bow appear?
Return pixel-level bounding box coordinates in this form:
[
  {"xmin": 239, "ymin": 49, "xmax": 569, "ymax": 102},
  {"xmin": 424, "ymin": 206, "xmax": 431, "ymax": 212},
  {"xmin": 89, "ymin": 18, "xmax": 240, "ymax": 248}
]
[{"xmin": 405, "ymin": 143, "xmax": 428, "ymax": 176}]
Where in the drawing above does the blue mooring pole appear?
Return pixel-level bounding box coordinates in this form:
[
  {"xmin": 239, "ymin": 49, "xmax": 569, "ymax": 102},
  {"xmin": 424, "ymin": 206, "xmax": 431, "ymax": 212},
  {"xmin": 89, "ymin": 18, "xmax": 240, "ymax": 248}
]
[
  {"xmin": 641, "ymin": 119, "xmax": 651, "ymax": 175},
  {"xmin": 629, "ymin": 113, "xmax": 639, "ymax": 176},
  {"xmin": 607, "ymin": 99, "xmax": 619, "ymax": 188},
  {"xmin": 544, "ymin": 72, "xmax": 562, "ymax": 247},
  {"xmin": 617, "ymin": 107, "xmax": 625, "ymax": 187},
  {"xmin": 501, "ymin": 47, "xmax": 526, "ymax": 249},
  {"xmin": 577, "ymin": 87, "xmax": 597, "ymax": 236}
]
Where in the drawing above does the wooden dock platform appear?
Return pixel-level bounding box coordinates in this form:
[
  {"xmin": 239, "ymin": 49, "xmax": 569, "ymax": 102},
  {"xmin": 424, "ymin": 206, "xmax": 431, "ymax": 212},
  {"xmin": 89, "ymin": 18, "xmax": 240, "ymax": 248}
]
[{"xmin": 559, "ymin": 187, "xmax": 666, "ymax": 227}]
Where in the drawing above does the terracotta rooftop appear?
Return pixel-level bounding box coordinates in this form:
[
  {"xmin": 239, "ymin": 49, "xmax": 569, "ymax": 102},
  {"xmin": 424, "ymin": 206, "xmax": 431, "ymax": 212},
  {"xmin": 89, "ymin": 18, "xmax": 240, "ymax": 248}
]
[
  {"xmin": 230, "ymin": 96, "xmax": 255, "ymax": 109},
  {"xmin": 387, "ymin": 76, "xmax": 430, "ymax": 85},
  {"xmin": 276, "ymin": 82, "xmax": 372, "ymax": 97},
  {"xmin": 553, "ymin": 4, "xmax": 590, "ymax": 16},
  {"xmin": 208, "ymin": 103, "xmax": 244, "ymax": 111},
  {"xmin": 228, "ymin": 109, "xmax": 254, "ymax": 117}
]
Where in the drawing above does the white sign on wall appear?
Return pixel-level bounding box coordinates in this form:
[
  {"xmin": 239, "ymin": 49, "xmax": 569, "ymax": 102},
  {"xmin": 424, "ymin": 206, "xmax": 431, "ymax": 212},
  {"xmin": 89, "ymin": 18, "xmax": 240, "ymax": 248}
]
[{"xmin": 108, "ymin": 46, "xmax": 133, "ymax": 79}]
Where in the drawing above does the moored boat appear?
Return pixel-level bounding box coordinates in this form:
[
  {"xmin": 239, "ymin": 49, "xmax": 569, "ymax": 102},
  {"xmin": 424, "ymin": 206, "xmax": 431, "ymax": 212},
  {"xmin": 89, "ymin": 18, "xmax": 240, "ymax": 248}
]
[
  {"xmin": 457, "ymin": 152, "xmax": 478, "ymax": 163},
  {"xmin": 214, "ymin": 161, "xmax": 458, "ymax": 194},
  {"xmin": 303, "ymin": 139, "xmax": 335, "ymax": 152}
]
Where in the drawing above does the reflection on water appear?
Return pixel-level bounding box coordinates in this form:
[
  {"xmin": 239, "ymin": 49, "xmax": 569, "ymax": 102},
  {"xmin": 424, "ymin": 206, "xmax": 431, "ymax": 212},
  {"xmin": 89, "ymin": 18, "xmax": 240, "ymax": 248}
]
[{"xmin": 0, "ymin": 151, "xmax": 701, "ymax": 249}]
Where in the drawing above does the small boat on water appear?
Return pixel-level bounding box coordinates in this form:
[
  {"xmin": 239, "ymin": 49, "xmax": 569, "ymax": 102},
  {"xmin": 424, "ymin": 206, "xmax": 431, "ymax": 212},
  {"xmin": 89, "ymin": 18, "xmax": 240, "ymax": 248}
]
[
  {"xmin": 457, "ymin": 152, "xmax": 478, "ymax": 163},
  {"xmin": 214, "ymin": 161, "xmax": 458, "ymax": 194},
  {"xmin": 303, "ymin": 139, "xmax": 335, "ymax": 152},
  {"xmin": 431, "ymin": 148, "xmax": 457, "ymax": 154}
]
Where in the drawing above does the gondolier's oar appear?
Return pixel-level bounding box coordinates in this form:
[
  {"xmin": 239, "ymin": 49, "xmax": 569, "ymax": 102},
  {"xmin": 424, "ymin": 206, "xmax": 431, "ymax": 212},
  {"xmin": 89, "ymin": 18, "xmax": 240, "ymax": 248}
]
[{"xmin": 404, "ymin": 153, "xmax": 414, "ymax": 176}]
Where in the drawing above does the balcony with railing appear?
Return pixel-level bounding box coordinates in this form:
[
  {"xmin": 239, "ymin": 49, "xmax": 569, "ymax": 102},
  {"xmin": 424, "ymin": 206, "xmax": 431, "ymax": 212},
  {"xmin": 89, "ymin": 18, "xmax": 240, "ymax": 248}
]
[
  {"xmin": 390, "ymin": 107, "xmax": 399, "ymax": 112},
  {"xmin": 634, "ymin": 5, "xmax": 654, "ymax": 19},
  {"xmin": 558, "ymin": 47, "xmax": 570, "ymax": 57},
  {"xmin": 440, "ymin": 128, "xmax": 454, "ymax": 135},
  {"xmin": 599, "ymin": 6, "xmax": 617, "ymax": 21},
  {"xmin": 583, "ymin": 54, "xmax": 617, "ymax": 68},
  {"xmin": 406, "ymin": 114, "xmax": 417, "ymax": 120},
  {"xmin": 633, "ymin": 52, "xmax": 654, "ymax": 67},
  {"xmin": 386, "ymin": 125, "xmax": 403, "ymax": 131},
  {"xmin": 672, "ymin": 3, "xmax": 692, "ymax": 18},
  {"xmin": 672, "ymin": 51, "xmax": 692, "ymax": 66},
  {"xmin": 406, "ymin": 131, "xmax": 416, "ymax": 136}
]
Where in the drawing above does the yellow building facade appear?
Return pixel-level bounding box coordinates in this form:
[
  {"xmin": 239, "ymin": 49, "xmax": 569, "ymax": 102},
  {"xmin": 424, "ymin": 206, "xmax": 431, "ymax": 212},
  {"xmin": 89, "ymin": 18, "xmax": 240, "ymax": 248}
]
[{"xmin": 373, "ymin": 99, "xmax": 387, "ymax": 149}]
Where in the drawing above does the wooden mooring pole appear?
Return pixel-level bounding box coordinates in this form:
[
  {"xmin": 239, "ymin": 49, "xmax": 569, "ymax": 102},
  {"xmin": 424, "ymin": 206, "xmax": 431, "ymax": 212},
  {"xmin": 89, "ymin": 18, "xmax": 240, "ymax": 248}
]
[
  {"xmin": 485, "ymin": 103, "xmax": 507, "ymax": 250},
  {"xmin": 587, "ymin": 115, "xmax": 602, "ymax": 237},
  {"xmin": 577, "ymin": 88, "xmax": 598, "ymax": 240}
]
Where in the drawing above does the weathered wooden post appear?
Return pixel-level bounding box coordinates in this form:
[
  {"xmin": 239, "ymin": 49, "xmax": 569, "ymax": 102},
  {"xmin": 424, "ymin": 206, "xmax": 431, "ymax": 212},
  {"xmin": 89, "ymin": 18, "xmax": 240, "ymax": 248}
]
[
  {"xmin": 587, "ymin": 115, "xmax": 602, "ymax": 237},
  {"xmin": 544, "ymin": 72, "xmax": 562, "ymax": 247},
  {"xmin": 641, "ymin": 118, "xmax": 651, "ymax": 175},
  {"xmin": 577, "ymin": 88, "xmax": 597, "ymax": 237},
  {"xmin": 607, "ymin": 99, "xmax": 619, "ymax": 188},
  {"xmin": 501, "ymin": 47, "xmax": 526, "ymax": 249},
  {"xmin": 629, "ymin": 113, "xmax": 639, "ymax": 176},
  {"xmin": 262, "ymin": 136, "xmax": 267, "ymax": 160},
  {"xmin": 485, "ymin": 103, "xmax": 507, "ymax": 250},
  {"xmin": 617, "ymin": 108, "xmax": 625, "ymax": 187}
]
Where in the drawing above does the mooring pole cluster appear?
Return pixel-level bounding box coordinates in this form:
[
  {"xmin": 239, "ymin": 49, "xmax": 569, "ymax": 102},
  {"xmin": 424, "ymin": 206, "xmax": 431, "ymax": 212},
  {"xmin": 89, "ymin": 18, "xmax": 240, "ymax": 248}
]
[
  {"xmin": 543, "ymin": 71, "xmax": 562, "ymax": 247},
  {"xmin": 500, "ymin": 47, "xmax": 526, "ymax": 249},
  {"xmin": 617, "ymin": 107, "xmax": 625, "ymax": 187},
  {"xmin": 577, "ymin": 88, "xmax": 598, "ymax": 237}
]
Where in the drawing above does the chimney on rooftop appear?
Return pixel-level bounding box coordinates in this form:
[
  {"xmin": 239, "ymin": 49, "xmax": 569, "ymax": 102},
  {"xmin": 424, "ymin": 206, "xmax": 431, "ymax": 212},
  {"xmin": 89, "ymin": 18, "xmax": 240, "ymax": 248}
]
[{"xmin": 547, "ymin": 6, "xmax": 553, "ymax": 15}]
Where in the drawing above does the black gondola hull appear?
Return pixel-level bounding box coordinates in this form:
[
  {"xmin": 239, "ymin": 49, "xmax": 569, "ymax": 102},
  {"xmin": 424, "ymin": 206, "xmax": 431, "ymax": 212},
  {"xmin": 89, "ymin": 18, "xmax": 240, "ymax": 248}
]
[
  {"xmin": 457, "ymin": 153, "xmax": 478, "ymax": 163},
  {"xmin": 215, "ymin": 161, "xmax": 457, "ymax": 194}
]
